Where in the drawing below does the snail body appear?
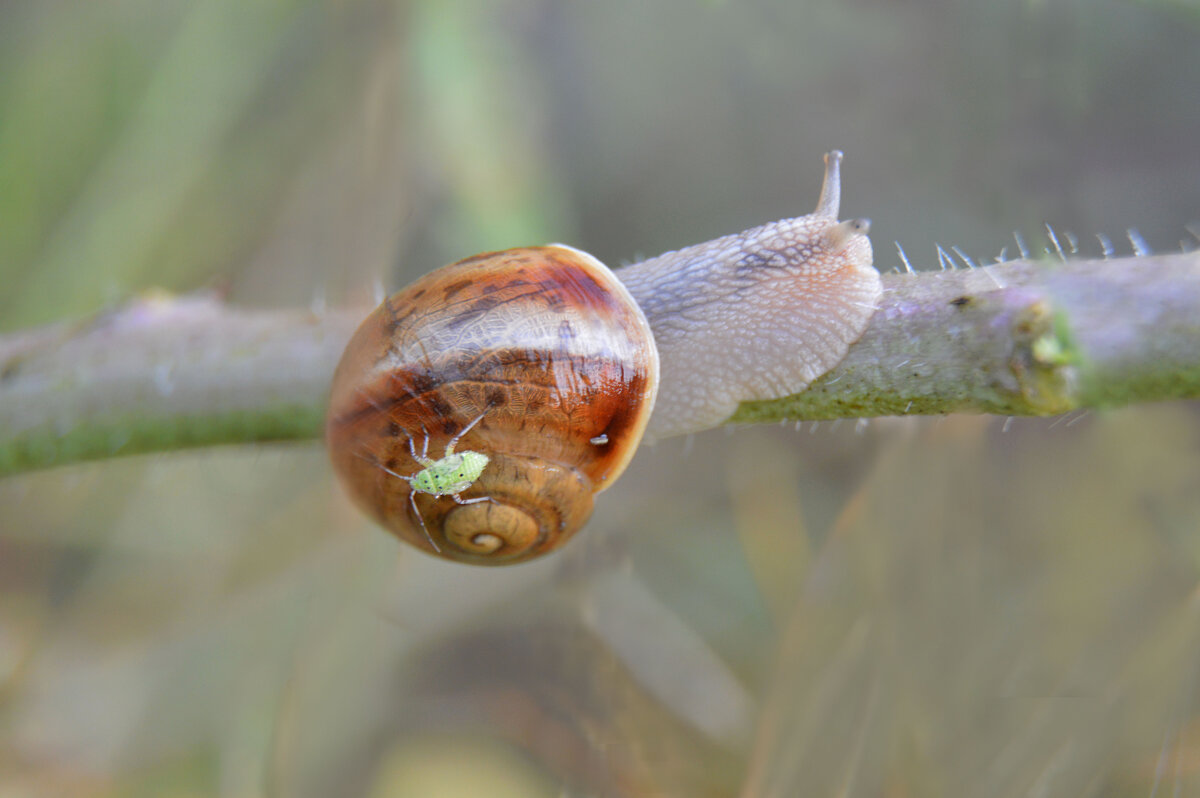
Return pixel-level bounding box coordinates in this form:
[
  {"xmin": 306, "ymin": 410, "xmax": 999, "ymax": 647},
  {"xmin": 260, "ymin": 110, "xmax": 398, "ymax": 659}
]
[{"xmin": 327, "ymin": 151, "xmax": 879, "ymax": 564}]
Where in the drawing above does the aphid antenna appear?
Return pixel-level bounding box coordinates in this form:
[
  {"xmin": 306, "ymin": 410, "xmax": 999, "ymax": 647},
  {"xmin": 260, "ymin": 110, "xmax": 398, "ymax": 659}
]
[{"xmin": 351, "ymin": 450, "xmax": 415, "ymax": 485}]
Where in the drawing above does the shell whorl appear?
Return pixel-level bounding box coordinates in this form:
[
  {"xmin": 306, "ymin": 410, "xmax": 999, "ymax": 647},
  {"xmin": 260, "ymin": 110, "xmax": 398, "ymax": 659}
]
[{"xmin": 423, "ymin": 453, "xmax": 595, "ymax": 563}]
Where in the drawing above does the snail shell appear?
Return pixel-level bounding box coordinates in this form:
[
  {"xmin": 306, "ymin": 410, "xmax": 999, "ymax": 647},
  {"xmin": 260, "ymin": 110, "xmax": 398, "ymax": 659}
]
[{"xmin": 325, "ymin": 246, "xmax": 659, "ymax": 565}]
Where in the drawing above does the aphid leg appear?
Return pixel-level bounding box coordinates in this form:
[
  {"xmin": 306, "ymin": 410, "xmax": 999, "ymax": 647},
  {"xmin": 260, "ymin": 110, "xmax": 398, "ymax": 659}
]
[
  {"xmin": 407, "ymin": 427, "xmax": 432, "ymax": 466},
  {"xmin": 445, "ymin": 410, "xmax": 488, "ymax": 456},
  {"xmin": 450, "ymin": 494, "xmax": 494, "ymax": 506},
  {"xmin": 408, "ymin": 489, "xmax": 441, "ymax": 553}
]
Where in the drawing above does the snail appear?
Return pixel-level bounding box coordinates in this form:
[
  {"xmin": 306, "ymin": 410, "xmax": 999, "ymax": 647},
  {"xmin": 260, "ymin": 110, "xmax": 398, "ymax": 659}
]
[{"xmin": 326, "ymin": 151, "xmax": 880, "ymax": 565}]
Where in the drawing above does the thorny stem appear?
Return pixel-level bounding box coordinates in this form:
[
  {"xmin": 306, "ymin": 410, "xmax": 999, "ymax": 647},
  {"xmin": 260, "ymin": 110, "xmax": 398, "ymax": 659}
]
[{"xmin": 1, "ymin": 251, "xmax": 1199, "ymax": 476}]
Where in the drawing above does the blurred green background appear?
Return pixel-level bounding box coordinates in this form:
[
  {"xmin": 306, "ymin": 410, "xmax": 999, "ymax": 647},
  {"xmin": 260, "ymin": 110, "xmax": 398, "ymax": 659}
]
[{"xmin": 1, "ymin": 0, "xmax": 1199, "ymax": 795}]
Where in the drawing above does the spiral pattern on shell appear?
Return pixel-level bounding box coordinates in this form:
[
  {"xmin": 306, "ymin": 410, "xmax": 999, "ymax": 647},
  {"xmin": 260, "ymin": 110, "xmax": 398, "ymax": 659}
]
[{"xmin": 325, "ymin": 246, "xmax": 659, "ymax": 565}]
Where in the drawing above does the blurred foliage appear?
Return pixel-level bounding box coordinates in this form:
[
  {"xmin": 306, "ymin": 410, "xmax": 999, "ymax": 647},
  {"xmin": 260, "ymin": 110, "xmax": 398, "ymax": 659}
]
[{"xmin": 1, "ymin": 0, "xmax": 1199, "ymax": 796}]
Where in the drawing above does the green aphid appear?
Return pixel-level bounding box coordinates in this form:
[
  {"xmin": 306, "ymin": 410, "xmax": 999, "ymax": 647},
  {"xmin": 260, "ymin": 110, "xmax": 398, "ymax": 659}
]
[
  {"xmin": 410, "ymin": 449, "xmax": 490, "ymax": 496},
  {"xmin": 391, "ymin": 411, "xmax": 492, "ymax": 553}
]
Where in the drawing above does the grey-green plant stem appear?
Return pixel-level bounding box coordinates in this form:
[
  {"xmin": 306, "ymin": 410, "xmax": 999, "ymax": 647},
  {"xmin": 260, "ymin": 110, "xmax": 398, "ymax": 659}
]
[
  {"xmin": 732, "ymin": 250, "xmax": 1200, "ymax": 424},
  {"xmin": 0, "ymin": 293, "xmax": 368, "ymax": 477},
  {"xmin": 2, "ymin": 251, "xmax": 1198, "ymax": 477}
]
